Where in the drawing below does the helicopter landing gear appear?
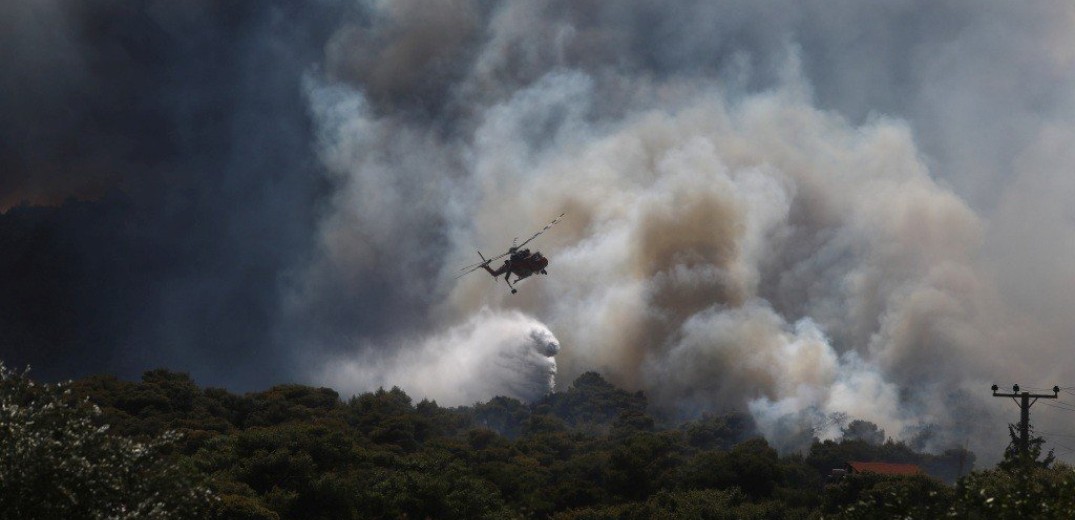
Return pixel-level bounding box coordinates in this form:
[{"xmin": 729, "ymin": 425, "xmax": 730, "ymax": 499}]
[{"xmin": 541, "ymin": 270, "xmax": 547, "ymax": 275}]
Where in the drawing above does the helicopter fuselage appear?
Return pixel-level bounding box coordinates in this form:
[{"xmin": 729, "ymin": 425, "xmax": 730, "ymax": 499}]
[
  {"xmin": 457, "ymin": 213, "xmax": 564, "ymax": 294},
  {"xmin": 483, "ymin": 252, "xmax": 548, "ymax": 282}
]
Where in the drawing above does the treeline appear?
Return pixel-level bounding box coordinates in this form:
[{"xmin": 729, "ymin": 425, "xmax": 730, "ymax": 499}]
[{"xmin": 3, "ymin": 363, "xmax": 1075, "ymax": 519}]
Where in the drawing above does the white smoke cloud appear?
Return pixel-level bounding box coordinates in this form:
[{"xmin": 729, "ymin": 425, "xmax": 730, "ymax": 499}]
[
  {"xmin": 293, "ymin": 0, "xmax": 1075, "ymax": 463},
  {"xmin": 322, "ymin": 309, "xmax": 559, "ymax": 406},
  {"xmin": 306, "ymin": 62, "xmax": 993, "ymax": 449}
]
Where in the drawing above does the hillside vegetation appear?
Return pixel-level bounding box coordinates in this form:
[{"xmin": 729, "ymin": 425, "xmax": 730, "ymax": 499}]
[{"xmin": 2, "ymin": 363, "xmax": 1073, "ymax": 519}]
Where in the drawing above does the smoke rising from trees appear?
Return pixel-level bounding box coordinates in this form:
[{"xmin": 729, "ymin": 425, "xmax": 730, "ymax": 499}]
[{"xmin": 3, "ymin": 1, "xmax": 1075, "ymax": 462}]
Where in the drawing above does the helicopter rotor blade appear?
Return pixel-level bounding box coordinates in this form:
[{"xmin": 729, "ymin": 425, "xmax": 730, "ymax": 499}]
[{"xmin": 514, "ymin": 213, "xmax": 565, "ymax": 250}]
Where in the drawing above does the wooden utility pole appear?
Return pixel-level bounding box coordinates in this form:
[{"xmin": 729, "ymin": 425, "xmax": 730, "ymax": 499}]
[{"xmin": 991, "ymin": 384, "xmax": 1059, "ymax": 458}]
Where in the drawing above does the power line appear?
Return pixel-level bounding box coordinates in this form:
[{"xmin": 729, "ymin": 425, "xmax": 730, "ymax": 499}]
[
  {"xmin": 1051, "ymin": 442, "xmax": 1075, "ymax": 454},
  {"xmin": 1043, "ymin": 399, "xmax": 1075, "ymax": 408},
  {"xmin": 1033, "ymin": 430, "xmax": 1075, "ymax": 439},
  {"xmin": 1031, "ymin": 431, "xmax": 1075, "ymax": 456},
  {"xmin": 1039, "ymin": 402, "xmax": 1075, "ymax": 413}
]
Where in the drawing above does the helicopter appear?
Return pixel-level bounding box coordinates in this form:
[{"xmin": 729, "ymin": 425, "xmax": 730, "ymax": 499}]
[{"xmin": 456, "ymin": 213, "xmax": 565, "ymax": 294}]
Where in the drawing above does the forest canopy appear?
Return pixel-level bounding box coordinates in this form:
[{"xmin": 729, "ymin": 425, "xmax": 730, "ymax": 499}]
[{"xmin": 2, "ymin": 362, "xmax": 1072, "ymax": 520}]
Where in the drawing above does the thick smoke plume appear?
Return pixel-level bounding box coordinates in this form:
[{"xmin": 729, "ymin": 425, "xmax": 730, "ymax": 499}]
[
  {"xmin": 4, "ymin": 1, "xmax": 1075, "ymax": 463},
  {"xmin": 297, "ymin": 1, "xmax": 1075, "ymax": 461}
]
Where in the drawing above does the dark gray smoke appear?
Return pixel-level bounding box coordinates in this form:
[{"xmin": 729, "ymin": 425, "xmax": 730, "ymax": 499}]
[
  {"xmin": 0, "ymin": 1, "xmax": 356, "ymax": 388},
  {"xmin": 4, "ymin": 1, "xmax": 1075, "ymax": 463}
]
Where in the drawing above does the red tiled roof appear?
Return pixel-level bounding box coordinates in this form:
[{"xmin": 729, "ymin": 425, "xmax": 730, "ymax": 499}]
[{"xmin": 846, "ymin": 461, "xmax": 923, "ymax": 476}]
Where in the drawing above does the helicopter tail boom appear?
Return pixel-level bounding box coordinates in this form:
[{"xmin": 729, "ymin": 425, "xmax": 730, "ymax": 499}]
[{"xmin": 478, "ymin": 251, "xmax": 498, "ymax": 277}]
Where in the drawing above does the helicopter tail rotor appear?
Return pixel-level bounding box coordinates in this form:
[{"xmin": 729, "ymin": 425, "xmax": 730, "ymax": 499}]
[{"xmin": 454, "ymin": 250, "xmax": 496, "ymax": 279}]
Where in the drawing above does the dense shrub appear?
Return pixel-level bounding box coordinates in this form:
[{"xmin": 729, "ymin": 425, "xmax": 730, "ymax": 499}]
[{"xmin": 0, "ymin": 363, "xmax": 216, "ymax": 519}]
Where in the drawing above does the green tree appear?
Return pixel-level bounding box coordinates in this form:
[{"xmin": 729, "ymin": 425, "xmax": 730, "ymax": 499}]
[
  {"xmin": 677, "ymin": 438, "xmax": 781, "ymax": 498},
  {"xmin": 998, "ymin": 424, "xmax": 1054, "ymax": 473},
  {"xmin": 0, "ymin": 362, "xmax": 216, "ymax": 519},
  {"xmin": 543, "ymin": 372, "xmax": 647, "ymax": 432},
  {"xmin": 951, "ymin": 465, "xmax": 1075, "ymax": 519},
  {"xmin": 245, "ymin": 384, "xmax": 341, "ymax": 428},
  {"xmin": 474, "ymin": 396, "xmax": 531, "ymax": 438},
  {"xmin": 680, "ymin": 412, "xmax": 755, "ymax": 451},
  {"xmin": 841, "ymin": 420, "xmax": 884, "ymax": 445},
  {"xmin": 553, "ymin": 488, "xmax": 802, "ymax": 520},
  {"xmin": 608, "ymin": 432, "xmax": 683, "ymax": 500},
  {"xmin": 822, "ymin": 473, "xmax": 953, "ymax": 519}
]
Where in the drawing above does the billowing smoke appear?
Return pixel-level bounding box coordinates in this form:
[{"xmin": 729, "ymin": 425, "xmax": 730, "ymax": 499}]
[
  {"xmin": 294, "ymin": 1, "xmax": 1075, "ymax": 462},
  {"xmin": 322, "ymin": 310, "xmax": 559, "ymax": 406},
  {"xmin": 4, "ymin": 1, "xmax": 1075, "ymax": 463}
]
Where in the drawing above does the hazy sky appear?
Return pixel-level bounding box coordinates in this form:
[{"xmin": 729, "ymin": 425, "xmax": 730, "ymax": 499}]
[{"xmin": 3, "ymin": 0, "xmax": 1075, "ymax": 462}]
